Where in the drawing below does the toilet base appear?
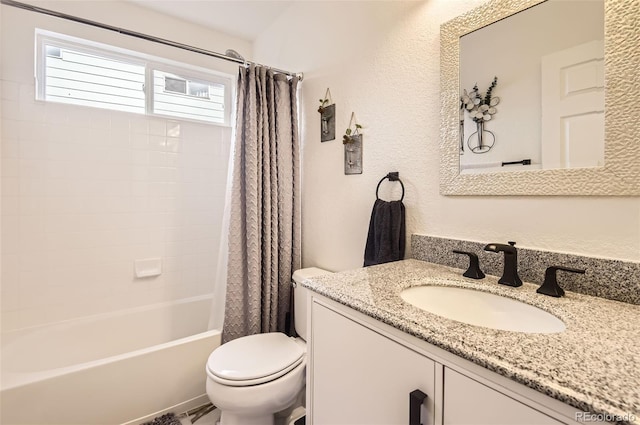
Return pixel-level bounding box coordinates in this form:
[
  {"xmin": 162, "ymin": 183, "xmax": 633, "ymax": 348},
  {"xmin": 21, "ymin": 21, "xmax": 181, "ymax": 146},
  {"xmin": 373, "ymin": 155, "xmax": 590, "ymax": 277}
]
[
  {"xmin": 219, "ymin": 411, "xmax": 274, "ymax": 425},
  {"xmin": 218, "ymin": 402, "xmax": 304, "ymax": 425}
]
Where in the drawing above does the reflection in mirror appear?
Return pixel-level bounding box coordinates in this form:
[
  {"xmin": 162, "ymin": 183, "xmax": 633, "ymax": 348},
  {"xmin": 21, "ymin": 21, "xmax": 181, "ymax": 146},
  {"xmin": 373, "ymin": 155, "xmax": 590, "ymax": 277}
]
[
  {"xmin": 441, "ymin": 0, "xmax": 639, "ymax": 195},
  {"xmin": 459, "ymin": 0, "xmax": 604, "ymax": 175}
]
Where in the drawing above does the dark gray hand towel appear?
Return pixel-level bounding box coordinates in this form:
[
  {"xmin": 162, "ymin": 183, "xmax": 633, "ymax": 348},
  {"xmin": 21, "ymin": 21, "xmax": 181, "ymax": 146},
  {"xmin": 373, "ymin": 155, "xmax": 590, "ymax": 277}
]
[{"xmin": 364, "ymin": 199, "xmax": 406, "ymax": 266}]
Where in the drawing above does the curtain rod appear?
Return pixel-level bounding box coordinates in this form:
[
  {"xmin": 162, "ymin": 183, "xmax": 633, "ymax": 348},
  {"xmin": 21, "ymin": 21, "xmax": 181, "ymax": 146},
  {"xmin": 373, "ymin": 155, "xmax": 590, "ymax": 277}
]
[{"xmin": 0, "ymin": 0, "xmax": 303, "ymax": 81}]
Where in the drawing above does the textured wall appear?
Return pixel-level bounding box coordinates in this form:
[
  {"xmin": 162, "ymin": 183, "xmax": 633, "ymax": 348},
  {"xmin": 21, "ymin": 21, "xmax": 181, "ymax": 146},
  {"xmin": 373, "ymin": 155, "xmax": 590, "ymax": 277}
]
[{"xmin": 254, "ymin": 0, "xmax": 640, "ymax": 271}]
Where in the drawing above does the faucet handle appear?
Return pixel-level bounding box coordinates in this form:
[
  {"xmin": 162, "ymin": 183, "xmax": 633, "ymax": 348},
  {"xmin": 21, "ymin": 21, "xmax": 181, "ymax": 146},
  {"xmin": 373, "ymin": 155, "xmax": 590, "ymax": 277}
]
[
  {"xmin": 452, "ymin": 250, "xmax": 485, "ymax": 279},
  {"xmin": 537, "ymin": 266, "xmax": 586, "ymax": 297}
]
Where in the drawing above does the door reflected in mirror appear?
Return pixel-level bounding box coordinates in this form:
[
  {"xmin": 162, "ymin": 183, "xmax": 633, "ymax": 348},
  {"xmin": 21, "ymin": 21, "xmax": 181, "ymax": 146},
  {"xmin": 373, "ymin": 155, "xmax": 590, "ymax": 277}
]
[{"xmin": 459, "ymin": 0, "xmax": 604, "ymax": 175}]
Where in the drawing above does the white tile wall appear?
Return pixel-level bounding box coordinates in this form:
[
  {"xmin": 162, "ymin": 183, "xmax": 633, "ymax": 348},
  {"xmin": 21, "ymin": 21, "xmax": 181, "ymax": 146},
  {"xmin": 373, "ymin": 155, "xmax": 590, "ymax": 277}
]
[{"xmin": 0, "ymin": 78, "xmax": 231, "ymax": 331}]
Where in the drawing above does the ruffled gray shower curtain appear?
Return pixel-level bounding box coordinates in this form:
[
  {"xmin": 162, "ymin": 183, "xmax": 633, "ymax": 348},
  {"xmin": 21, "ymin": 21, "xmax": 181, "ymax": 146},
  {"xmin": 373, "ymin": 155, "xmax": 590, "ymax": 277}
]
[{"xmin": 222, "ymin": 65, "xmax": 301, "ymax": 343}]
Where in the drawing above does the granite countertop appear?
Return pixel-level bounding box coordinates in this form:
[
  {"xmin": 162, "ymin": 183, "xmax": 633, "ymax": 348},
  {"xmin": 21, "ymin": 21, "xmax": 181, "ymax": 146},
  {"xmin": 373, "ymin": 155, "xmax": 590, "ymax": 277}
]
[{"xmin": 301, "ymin": 259, "xmax": 640, "ymax": 425}]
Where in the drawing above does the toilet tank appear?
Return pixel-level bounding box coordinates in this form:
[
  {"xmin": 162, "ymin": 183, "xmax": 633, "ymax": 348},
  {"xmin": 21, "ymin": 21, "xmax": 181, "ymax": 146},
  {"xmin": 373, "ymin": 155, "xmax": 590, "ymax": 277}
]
[{"xmin": 292, "ymin": 267, "xmax": 331, "ymax": 341}]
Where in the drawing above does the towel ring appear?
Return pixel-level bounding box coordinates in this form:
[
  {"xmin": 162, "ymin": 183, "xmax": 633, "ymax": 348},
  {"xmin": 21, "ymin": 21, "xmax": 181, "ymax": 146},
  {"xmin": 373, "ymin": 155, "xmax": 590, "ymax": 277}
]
[{"xmin": 376, "ymin": 172, "xmax": 405, "ymax": 201}]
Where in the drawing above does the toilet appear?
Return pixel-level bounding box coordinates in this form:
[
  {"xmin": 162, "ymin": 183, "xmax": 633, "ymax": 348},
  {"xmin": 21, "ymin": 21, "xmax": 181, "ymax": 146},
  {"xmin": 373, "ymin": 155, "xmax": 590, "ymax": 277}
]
[{"xmin": 205, "ymin": 267, "xmax": 331, "ymax": 425}]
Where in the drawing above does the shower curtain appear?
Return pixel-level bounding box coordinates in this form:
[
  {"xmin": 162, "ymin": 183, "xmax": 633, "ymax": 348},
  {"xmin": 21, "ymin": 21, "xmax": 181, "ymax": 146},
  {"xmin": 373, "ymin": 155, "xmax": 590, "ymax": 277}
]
[{"xmin": 222, "ymin": 65, "xmax": 301, "ymax": 343}]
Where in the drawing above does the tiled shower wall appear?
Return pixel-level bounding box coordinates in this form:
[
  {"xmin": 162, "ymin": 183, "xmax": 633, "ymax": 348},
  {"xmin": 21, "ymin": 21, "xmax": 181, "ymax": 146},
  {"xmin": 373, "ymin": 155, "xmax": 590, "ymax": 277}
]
[{"xmin": 1, "ymin": 79, "xmax": 231, "ymax": 331}]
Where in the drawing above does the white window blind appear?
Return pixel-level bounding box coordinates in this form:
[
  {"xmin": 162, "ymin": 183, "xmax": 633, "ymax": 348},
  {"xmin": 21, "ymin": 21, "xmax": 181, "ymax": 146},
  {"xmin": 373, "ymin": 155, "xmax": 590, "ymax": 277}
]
[
  {"xmin": 37, "ymin": 33, "xmax": 232, "ymax": 125},
  {"xmin": 43, "ymin": 45, "xmax": 146, "ymax": 114}
]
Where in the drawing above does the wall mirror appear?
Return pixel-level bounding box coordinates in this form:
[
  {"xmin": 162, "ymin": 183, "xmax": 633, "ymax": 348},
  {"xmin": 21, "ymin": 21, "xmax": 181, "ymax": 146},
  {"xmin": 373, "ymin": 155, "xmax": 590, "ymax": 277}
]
[{"xmin": 440, "ymin": 0, "xmax": 640, "ymax": 195}]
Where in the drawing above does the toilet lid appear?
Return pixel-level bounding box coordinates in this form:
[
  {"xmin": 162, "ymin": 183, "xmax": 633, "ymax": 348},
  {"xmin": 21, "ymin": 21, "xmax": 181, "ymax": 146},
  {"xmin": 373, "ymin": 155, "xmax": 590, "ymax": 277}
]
[{"xmin": 207, "ymin": 333, "xmax": 305, "ymax": 386}]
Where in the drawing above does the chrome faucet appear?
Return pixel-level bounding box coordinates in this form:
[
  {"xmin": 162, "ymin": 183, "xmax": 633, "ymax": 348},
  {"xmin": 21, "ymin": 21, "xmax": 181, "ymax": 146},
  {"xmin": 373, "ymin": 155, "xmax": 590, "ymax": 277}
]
[{"xmin": 483, "ymin": 241, "xmax": 522, "ymax": 287}]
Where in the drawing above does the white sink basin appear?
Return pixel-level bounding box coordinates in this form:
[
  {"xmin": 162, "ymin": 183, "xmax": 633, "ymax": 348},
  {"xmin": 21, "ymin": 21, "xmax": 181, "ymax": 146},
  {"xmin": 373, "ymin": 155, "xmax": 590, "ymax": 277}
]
[{"xmin": 400, "ymin": 286, "xmax": 565, "ymax": 334}]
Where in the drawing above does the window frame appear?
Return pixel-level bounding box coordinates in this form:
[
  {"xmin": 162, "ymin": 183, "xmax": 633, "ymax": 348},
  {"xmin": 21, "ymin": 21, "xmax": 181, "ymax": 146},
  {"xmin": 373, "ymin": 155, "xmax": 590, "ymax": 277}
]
[{"xmin": 35, "ymin": 30, "xmax": 233, "ymax": 126}]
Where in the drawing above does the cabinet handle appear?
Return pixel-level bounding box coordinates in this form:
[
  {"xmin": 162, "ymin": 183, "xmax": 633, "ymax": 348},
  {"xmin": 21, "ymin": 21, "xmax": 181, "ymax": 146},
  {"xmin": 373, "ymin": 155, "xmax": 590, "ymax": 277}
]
[{"xmin": 409, "ymin": 389, "xmax": 428, "ymax": 425}]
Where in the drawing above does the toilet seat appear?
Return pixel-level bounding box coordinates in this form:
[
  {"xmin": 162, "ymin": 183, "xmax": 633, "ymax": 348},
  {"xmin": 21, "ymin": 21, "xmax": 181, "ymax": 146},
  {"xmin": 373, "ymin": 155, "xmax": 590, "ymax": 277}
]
[{"xmin": 206, "ymin": 333, "xmax": 305, "ymax": 387}]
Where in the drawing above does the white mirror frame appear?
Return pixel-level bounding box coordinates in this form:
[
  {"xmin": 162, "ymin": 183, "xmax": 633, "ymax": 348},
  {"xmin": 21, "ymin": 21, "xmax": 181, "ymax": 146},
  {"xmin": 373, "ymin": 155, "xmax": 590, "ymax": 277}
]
[{"xmin": 440, "ymin": 0, "xmax": 640, "ymax": 196}]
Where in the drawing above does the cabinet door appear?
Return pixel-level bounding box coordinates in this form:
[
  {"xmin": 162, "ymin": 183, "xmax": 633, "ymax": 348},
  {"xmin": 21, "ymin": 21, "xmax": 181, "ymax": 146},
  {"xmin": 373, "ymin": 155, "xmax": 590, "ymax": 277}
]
[
  {"xmin": 311, "ymin": 302, "xmax": 436, "ymax": 425},
  {"xmin": 443, "ymin": 368, "xmax": 564, "ymax": 425}
]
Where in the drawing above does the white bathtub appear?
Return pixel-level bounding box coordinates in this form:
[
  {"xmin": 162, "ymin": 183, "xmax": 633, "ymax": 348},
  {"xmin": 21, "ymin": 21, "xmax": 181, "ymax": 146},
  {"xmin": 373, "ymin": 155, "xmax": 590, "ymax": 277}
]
[{"xmin": 0, "ymin": 295, "xmax": 221, "ymax": 425}]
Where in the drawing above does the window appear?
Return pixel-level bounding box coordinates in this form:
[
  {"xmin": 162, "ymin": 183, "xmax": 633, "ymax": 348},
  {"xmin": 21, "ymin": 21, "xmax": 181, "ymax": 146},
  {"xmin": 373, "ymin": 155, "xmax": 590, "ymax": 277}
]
[
  {"xmin": 153, "ymin": 70, "xmax": 226, "ymax": 123},
  {"xmin": 37, "ymin": 31, "xmax": 232, "ymax": 125}
]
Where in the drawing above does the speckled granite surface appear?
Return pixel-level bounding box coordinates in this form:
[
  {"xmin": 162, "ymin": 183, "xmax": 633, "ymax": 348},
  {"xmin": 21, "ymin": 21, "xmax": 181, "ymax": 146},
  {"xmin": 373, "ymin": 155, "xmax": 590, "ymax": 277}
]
[
  {"xmin": 302, "ymin": 260, "xmax": 640, "ymax": 425},
  {"xmin": 412, "ymin": 234, "xmax": 640, "ymax": 305}
]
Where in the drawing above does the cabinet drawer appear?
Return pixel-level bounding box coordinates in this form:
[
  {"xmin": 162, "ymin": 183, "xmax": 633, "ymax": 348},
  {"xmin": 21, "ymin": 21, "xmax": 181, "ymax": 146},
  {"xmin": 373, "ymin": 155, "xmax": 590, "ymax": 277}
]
[
  {"xmin": 311, "ymin": 302, "xmax": 436, "ymax": 425},
  {"xmin": 444, "ymin": 368, "xmax": 564, "ymax": 425}
]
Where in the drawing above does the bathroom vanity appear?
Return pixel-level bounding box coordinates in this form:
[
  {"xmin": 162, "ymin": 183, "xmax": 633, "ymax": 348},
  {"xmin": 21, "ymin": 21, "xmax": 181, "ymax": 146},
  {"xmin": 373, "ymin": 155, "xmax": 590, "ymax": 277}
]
[{"xmin": 302, "ymin": 260, "xmax": 640, "ymax": 425}]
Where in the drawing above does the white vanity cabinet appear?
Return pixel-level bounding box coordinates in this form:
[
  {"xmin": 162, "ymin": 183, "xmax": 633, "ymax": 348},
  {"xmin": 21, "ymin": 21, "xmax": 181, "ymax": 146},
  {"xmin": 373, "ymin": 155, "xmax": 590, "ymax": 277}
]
[
  {"xmin": 443, "ymin": 368, "xmax": 563, "ymax": 425},
  {"xmin": 310, "ymin": 301, "xmax": 436, "ymax": 425},
  {"xmin": 309, "ymin": 297, "xmax": 587, "ymax": 425}
]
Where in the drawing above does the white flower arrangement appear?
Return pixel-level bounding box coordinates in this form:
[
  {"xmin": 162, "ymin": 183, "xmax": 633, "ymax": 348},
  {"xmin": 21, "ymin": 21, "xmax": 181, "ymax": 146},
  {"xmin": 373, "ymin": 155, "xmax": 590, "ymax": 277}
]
[{"xmin": 461, "ymin": 77, "xmax": 499, "ymax": 123}]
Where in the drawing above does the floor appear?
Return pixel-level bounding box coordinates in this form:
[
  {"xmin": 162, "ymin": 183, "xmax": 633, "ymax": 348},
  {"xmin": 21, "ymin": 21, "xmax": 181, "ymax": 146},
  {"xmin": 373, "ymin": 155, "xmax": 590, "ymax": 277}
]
[
  {"xmin": 144, "ymin": 404, "xmax": 220, "ymax": 425},
  {"xmin": 148, "ymin": 402, "xmax": 306, "ymax": 425},
  {"xmin": 178, "ymin": 405, "xmax": 220, "ymax": 425}
]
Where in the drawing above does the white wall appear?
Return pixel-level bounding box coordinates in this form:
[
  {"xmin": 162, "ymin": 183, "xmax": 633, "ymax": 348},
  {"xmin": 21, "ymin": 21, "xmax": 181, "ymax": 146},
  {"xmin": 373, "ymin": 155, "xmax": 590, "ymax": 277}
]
[
  {"xmin": 0, "ymin": 1, "xmax": 250, "ymax": 331},
  {"xmin": 253, "ymin": 0, "xmax": 640, "ymax": 272}
]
